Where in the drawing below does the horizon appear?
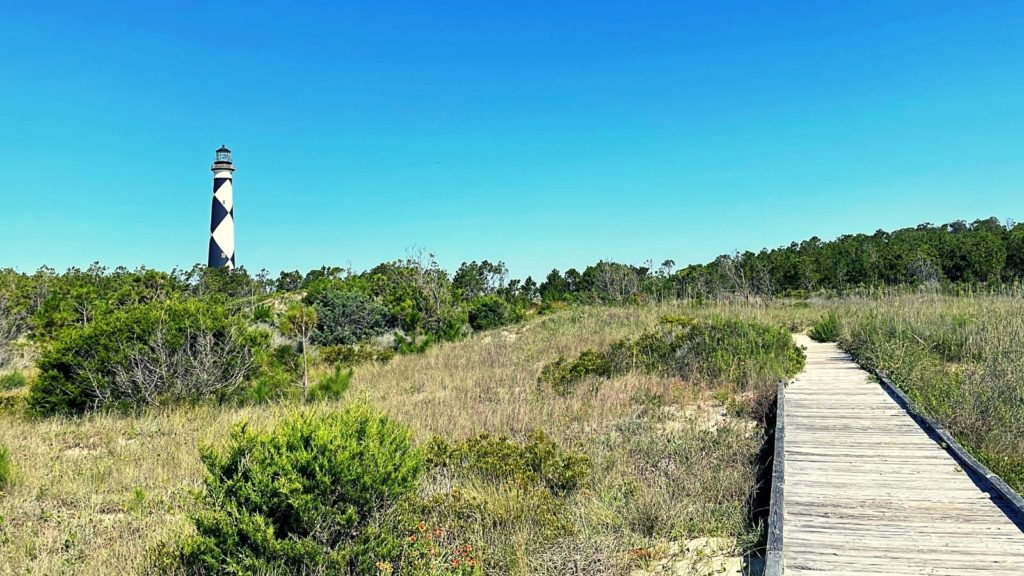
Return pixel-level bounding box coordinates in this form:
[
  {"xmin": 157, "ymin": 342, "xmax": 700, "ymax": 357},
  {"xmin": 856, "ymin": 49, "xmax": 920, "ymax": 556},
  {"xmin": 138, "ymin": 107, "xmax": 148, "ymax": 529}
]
[{"xmin": 3, "ymin": 1, "xmax": 1022, "ymax": 279}]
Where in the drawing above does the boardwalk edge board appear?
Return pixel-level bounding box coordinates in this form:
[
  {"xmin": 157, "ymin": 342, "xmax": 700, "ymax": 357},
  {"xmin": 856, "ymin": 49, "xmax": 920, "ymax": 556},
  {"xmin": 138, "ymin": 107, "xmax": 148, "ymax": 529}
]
[
  {"xmin": 765, "ymin": 380, "xmax": 786, "ymax": 576},
  {"xmin": 870, "ymin": 368, "xmax": 1024, "ymax": 518}
]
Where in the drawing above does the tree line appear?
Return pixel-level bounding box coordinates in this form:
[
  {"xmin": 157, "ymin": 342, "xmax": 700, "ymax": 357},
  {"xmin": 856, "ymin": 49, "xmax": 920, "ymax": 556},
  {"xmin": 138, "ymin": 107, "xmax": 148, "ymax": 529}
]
[
  {"xmin": 1, "ymin": 217, "xmax": 1021, "ymax": 414},
  {"xmin": 675, "ymin": 217, "xmax": 1024, "ymax": 298}
]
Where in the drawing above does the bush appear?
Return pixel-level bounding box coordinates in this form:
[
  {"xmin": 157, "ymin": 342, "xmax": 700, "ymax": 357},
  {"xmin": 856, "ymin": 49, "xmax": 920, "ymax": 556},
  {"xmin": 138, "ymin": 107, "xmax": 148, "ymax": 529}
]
[
  {"xmin": 539, "ymin": 350, "xmax": 613, "ymax": 397},
  {"xmin": 809, "ymin": 311, "xmax": 840, "ymax": 342},
  {"xmin": 0, "ymin": 443, "xmax": 11, "ymax": 490},
  {"xmin": 395, "ymin": 333, "xmax": 435, "ymax": 355},
  {"xmin": 426, "ymin": 430, "xmax": 590, "ymax": 495},
  {"xmin": 251, "ymin": 303, "xmax": 274, "ymax": 324},
  {"xmin": 672, "ymin": 316, "xmax": 804, "ymax": 386},
  {"xmin": 167, "ymin": 404, "xmax": 424, "ymax": 575},
  {"xmin": 466, "ymin": 295, "xmax": 512, "ymax": 332},
  {"xmin": 437, "ymin": 308, "xmax": 471, "ymax": 342},
  {"xmin": 308, "ymin": 289, "xmax": 392, "ymax": 346},
  {"xmin": 28, "ymin": 299, "xmax": 269, "ymax": 416},
  {"xmin": 321, "ymin": 343, "xmax": 395, "ymax": 367},
  {"xmin": 539, "ymin": 315, "xmax": 804, "ymax": 396},
  {"xmin": 0, "ymin": 371, "xmax": 27, "ymax": 391},
  {"xmin": 417, "ymin": 431, "xmax": 590, "ymax": 571},
  {"xmin": 241, "ymin": 344, "xmax": 303, "ymax": 404},
  {"xmin": 307, "ymin": 366, "xmax": 353, "ymax": 402}
]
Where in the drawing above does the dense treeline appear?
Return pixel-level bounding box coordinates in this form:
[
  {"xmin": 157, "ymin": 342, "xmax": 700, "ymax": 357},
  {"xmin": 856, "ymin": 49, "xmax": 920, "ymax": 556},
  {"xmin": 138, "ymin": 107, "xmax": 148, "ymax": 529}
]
[
  {"xmin": 676, "ymin": 217, "xmax": 1024, "ymax": 297},
  {"xmin": 535, "ymin": 217, "xmax": 1024, "ymax": 301}
]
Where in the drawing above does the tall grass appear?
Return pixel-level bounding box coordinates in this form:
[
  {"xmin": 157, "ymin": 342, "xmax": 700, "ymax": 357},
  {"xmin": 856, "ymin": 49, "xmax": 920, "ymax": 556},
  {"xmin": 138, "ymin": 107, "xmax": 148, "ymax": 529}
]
[
  {"xmin": 15, "ymin": 293, "xmax": 1019, "ymax": 574},
  {"xmin": 807, "ymin": 311, "xmax": 839, "ymax": 342},
  {"xmin": 825, "ymin": 294, "xmax": 1024, "ymax": 491},
  {"xmin": 0, "ymin": 443, "xmax": 12, "ymax": 489},
  {"xmin": 348, "ymin": 305, "xmax": 782, "ymax": 574},
  {"xmin": 0, "ymin": 371, "xmax": 27, "ymax": 391},
  {"xmin": 0, "ymin": 304, "xmax": 784, "ymax": 575}
]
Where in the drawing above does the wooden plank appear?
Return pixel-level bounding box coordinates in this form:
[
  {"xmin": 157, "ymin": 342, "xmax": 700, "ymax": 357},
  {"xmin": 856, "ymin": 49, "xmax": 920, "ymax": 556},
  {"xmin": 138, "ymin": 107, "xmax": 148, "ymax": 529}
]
[
  {"xmin": 779, "ymin": 335, "xmax": 1024, "ymax": 573},
  {"xmin": 870, "ymin": 367, "xmax": 1024, "ymax": 518}
]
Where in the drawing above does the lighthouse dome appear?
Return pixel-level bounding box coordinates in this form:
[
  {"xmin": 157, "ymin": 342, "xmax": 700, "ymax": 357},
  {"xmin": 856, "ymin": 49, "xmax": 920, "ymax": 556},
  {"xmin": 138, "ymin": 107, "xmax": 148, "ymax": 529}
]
[{"xmin": 215, "ymin": 145, "xmax": 232, "ymax": 163}]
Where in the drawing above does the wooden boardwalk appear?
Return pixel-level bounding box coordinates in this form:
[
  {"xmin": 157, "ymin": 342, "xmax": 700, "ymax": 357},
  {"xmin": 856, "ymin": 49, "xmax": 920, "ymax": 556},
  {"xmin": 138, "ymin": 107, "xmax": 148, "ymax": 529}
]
[{"xmin": 777, "ymin": 335, "xmax": 1024, "ymax": 575}]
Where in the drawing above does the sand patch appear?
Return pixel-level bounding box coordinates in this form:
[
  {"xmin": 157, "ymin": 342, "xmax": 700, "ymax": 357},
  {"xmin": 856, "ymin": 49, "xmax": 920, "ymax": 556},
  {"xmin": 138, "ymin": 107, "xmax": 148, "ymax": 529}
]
[{"xmin": 630, "ymin": 537, "xmax": 746, "ymax": 576}]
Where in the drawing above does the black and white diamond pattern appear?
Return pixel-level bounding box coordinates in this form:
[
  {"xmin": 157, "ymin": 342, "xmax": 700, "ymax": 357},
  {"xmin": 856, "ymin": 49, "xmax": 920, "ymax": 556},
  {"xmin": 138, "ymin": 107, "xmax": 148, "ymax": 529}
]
[{"xmin": 208, "ymin": 174, "xmax": 235, "ymax": 268}]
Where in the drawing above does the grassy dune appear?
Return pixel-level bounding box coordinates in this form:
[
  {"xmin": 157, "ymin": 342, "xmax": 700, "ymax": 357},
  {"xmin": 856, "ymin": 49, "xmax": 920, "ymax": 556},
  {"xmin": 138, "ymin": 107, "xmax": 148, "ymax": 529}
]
[
  {"xmin": 0, "ymin": 304, "xmax": 792, "ymax": 575},
  {"xmin": 6, "ymin": 294, "xmax": 1017, "ymax": 574}
]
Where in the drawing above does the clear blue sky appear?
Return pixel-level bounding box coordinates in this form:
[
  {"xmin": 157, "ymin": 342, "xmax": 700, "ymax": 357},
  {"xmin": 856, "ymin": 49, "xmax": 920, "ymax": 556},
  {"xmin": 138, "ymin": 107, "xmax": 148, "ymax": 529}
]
[{"xmin": 2, "ymin": 1, "xmax": 1021, "ymax": 279}]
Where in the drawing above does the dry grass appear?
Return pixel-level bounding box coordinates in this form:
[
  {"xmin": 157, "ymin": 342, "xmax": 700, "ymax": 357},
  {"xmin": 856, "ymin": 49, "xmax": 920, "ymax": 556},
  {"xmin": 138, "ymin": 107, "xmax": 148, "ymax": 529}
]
[
  {"xmin": 321, "ymin": 303, "xmax": 781, "ymax": 574},
  {"xmin": 0, "ymin": 303, "xmax": 791, "ymax": 575},
  {"xmin": 4, "ymin": 286, "xmax": 1022, "ymax": 575},
  {"xmin": 352, "ymin": 305, "xmax": 678, "ymax": 440},
  {"xmin": 0, "ymin": 403, "xmax": 292, "ymax": 575},
  {"xmin": 4, "ymin": 292, "xmax": 1018, "ymax": 575}
]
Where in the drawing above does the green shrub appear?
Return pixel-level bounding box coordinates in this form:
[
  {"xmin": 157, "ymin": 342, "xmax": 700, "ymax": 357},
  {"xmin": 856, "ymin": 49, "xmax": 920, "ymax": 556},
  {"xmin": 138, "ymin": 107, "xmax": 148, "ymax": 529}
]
[
  {"xmin": 809, "ymin": 311, "xmax": 840, "ymax": 342},
  {"xmin": 307, "ymin": 366, "xmax": 353, "ymax": 402},
  {"xmin": 676, "ymin": 316, "xmax": 804, "ymax": 386},
  {"xmin": 539, "ymin": 315, "xmax": 804, "ymax": 396},
  {"xmin": 244, "ymin": 370, "xmax": 294, "ymax": 405},
  {"xmin": 321, "ymin": 343, "xmax": 395, "ymax": 367},
  {"xmin": 602, "ymin": 315, "xmax": 698, "ymax": 374},
  {"xmin": 426, "ymin": 430, "xmax": 590, "ymax": 495},
  {"xmin": 465, "ymin": 295, "xmax": 512, "ymax": 332},
  {"xmin": 308, "ymin": 289, "xmax": 392, "ymax": 346},
  {"xmin": 241, "ymin": 344, "xmax": 303, "ymax": 404},
  {"xmin": 28, "ymin": 299, "xmax": 269, "ymax": 415},
  {"xmin": 0, "ymin": 371, "xmax": 27, "ymax": 391},
  {"xmin": 395, "ymin": 333, "xmax": 434, "ymax": 355},
  {"xmin": 251, "ymin": 303, "xmax": 274, "ymax": 324},
  {"xmin": 167, "ymin": 404, "xmax": 424, "ymax": 575},
  {"xmin": 0, "ymin": 443, "xmax": 11, "ymax": 490},
  {"xmin": 539, "ymin": 350, "xmax": 613, "ymax": 397}
]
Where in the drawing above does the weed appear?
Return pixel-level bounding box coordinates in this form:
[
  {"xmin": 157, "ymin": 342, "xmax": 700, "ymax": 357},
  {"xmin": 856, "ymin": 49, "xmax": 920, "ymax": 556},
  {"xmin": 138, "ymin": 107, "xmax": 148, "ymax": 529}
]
[
  {"xmin": 307, "ymin": 366, "xmax": 353, "ymax": 402},
  {"xmin": 0, "ymin": 372, "xmax": 27, "ymax": 391},
  {"xmin": 808, "ymin": 311, "xmax": 839, "ymax": 342},
  {"xmin": 0, "ymin": 444, "xmax": 11, "ymax": 490},
  {"xmin": 426, "ymin": 430, "xmax": 590, "ymax": 494},
  {"xmin": 539, "ymin": 315, "xmax": 803, "ymax": 396}
]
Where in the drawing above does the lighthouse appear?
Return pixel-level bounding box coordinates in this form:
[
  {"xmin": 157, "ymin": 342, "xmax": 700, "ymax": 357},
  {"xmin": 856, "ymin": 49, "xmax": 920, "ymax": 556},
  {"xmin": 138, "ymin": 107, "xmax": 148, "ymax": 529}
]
[{"xmin": 208, "ymin": 145, "xmax": 236, "ymax": 269}]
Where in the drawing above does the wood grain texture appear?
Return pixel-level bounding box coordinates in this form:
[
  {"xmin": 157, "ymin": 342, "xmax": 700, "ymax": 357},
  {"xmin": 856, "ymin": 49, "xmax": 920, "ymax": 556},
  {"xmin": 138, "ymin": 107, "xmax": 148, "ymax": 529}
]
[
  {"xmin": 782, "ymin": 335, "xmax": 1024, "ymax": 574},
  {"xmin": 765, "ymin": 381, "xmax": 785, "ymax": 576}
]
